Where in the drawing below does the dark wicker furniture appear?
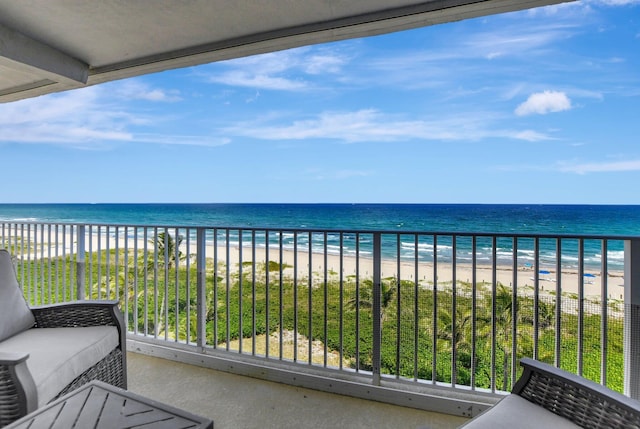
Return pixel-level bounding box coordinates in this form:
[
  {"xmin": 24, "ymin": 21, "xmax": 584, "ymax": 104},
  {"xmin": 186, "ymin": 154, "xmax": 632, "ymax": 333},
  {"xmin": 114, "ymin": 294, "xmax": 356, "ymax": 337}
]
[
  {"xmin": 0, "ymin": 300, "xmax": 127, "ymax": 427},
  {"xmin": 513, "ymin": 358, "xmax": 640, "ymax": 429},
  {"xmin": 461, "ymin": 358, "xmax": 640, "ymax": 428}
]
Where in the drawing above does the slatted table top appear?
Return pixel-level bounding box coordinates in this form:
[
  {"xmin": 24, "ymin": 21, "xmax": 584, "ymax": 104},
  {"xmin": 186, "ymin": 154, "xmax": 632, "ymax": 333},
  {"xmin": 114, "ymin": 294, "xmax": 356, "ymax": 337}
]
[{"xmin": 6, "ymin": 380, "xmax": 213, "ymax": 429}]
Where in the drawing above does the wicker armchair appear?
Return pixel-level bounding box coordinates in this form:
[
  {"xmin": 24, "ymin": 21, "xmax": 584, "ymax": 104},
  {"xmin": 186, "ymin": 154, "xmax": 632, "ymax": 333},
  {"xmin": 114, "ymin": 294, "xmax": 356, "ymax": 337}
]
[
  {"xmin": 0, "ymin": 251, "xmax": 126, "ymax": 427},
  {"xmin": 461, "ymin": 358, "xmax": 640, "ymax": 428},
  {"xmin": 513, "ymin": 358, "xmax": 640, "ymax": 428},
  {"xmin": 0, "ymin": 300, "xmax": 127, "ymax": 426}
]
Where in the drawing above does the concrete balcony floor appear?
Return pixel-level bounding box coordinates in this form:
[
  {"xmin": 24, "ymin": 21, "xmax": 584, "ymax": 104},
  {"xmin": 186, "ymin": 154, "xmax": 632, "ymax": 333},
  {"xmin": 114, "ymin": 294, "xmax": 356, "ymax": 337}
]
[{"xmin": 127, "ymin": 352, "xmax": 468, "ymax": 429}]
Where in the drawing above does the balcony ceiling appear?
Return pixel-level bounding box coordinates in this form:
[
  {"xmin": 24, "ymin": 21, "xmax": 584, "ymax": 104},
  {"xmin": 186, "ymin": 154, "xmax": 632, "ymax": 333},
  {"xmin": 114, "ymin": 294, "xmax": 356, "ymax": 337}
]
[{"xmin": 0, "ymin": 0, "xmax": 572, "ymax": 103}]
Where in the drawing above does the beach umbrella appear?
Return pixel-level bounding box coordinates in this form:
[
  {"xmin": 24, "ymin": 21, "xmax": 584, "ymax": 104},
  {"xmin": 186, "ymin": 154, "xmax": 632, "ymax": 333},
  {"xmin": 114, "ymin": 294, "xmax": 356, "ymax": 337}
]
[
  {"xmin": 584, "ymin": 273, "xmax": 596, "ymax": 278},
  {"xmin": 539, "ymin": 270, "xmax": 550, "ymax": 275}
]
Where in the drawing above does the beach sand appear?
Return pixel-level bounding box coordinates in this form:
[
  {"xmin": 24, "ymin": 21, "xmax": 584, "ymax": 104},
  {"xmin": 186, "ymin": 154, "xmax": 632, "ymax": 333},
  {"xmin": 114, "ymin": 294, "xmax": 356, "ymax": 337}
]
[
  {"xmin": 4, "ymin": 225, "xmax": 625, "ymax": 302},
  {"xmin": 199, "ymin": 244, "xmax": 625, "ymax": 302}
]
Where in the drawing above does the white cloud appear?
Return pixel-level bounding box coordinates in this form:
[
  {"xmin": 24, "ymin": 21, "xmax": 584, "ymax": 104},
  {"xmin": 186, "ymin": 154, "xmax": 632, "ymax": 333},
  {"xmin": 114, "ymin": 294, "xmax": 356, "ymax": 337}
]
[
  {"xmin": 223, "ymin": 109, "xmax": 553, "ymax": 143},
  {"xmin": 116, "ymin": 81, "xmax": 182, "ymax": 102},
  {"xmin": 350, "ymin": 19, "xmax": 583, "ymax": 93},
  {"xmin": 206, "ymin": 46, "xmax": 349, "ymax": 91},
  {"xmin": 209, "ymin": 71, "xmax": 308, "ymax": 91},
  {"xmin": 513, "ymin": 130, "xmax": 553, "ymax": 141},
  {"xmin": 558, "ymin": 159, "xmax": 640, "ymax": 174},
  {"xmin": 531, "ymin": 0, "xmax": 640, "ymax": 19},
  {"xmin": 515, "ymin": 91, "xmax": 572, "ymax": 116},
  {"xmin": 0, "ymin": 84, "xmax": 221, "ymax": 148},
  {"xmin": 134, "ymin": 134, "xmax": 230, "ymax": 147},
  {"xmin": 304, "ymin": 53, "xmax": 348, "ymax": 75},
  {"xmin": 0, "ymin": 87, "xmax": 132, "ymax": 147},
  {"xmin": 466, "ymin": 26, "xmax": 576, "ymax": 59},
  {"xmin": 587, "ymin": 0, "xmax": 640, "ymax": 5},
  {"xmin": 527, "ymin": 2, "xmax": 590, "ymax": 16}
]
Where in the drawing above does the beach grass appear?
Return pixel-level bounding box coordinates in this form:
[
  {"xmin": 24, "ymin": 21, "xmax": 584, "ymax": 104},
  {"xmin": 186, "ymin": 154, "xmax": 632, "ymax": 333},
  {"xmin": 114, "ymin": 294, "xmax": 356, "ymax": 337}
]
[{"xmin": 15, "ymin": 244, "xmax": 626, "ymax": 394}]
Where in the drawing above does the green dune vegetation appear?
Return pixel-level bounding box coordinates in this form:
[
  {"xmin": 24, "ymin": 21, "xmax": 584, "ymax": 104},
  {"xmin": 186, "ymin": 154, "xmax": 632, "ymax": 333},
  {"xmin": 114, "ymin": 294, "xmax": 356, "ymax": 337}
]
[{"xmin": 11, "ymin": 234, "xmax": 624, "ymax": 394}]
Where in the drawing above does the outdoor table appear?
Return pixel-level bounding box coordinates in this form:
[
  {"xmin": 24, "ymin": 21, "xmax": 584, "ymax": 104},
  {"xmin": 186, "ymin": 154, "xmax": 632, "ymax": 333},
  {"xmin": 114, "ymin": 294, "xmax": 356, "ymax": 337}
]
[{"xmin": 5, "ymin": 380, "xmax": 213, "ymax": 428}]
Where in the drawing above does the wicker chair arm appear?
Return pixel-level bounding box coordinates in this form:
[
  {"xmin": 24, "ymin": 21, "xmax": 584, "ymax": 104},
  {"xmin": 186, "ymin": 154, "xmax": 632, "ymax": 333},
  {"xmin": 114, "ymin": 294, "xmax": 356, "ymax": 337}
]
[
  {"xmin": 513, "ymin": 358, "xmax": 640, "ymax": 429},
  {"xmin": 0, "ymin": 353, "xmax": 38, "ymax": 423},
  {"xmin": 0, "ymin": 352, "xmax": 29, "ymax": 366},
  {"xmin": 30, "ymin": 300, "xmax": 122, "ymax": 329}
]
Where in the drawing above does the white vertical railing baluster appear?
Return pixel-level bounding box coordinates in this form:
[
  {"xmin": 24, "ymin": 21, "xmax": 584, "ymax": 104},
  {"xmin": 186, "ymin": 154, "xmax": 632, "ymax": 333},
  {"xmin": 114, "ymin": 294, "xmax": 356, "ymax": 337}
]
[
  {"xmin": 196, "ymin": 228, "xmax": 207, "ymax": 349},
  {"xmin": 624, "ymin": 238, "xmax": 640, "ymax": 399},
  {"xmin": 510, "ymin": 237, "xmax": 518, "ymax": 388},
  {"xmin": 76, "ymin": 225, "xmax": 86, "ymax": 300},
  {"xmin": 555, "ymin": 239, "xmax": 562, "ymax": 368},
  {"xmin": 601, "ymin": 239, "xmax": 608, "ymax": 386},
  {"xmin": 451, "ymin": 235, "xmax": 458, "ymax": 387},
  {"xmin": 578, "ymin": 239, "xmax": 585, "ymax": 376},
  {"xmin": 432, "ymin": 234, "xmax": 438, "ymax": 384},
  {"xmin": 372, "ymin": 232, "xmax": 382, "ymax": 386}
]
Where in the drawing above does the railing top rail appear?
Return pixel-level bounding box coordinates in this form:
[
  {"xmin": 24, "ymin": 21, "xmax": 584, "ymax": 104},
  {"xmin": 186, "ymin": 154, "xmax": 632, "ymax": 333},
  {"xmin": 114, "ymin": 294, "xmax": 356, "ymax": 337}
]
[{"xmin": 1, "ymin": 219, "xmax": 639, "ymax": 241}]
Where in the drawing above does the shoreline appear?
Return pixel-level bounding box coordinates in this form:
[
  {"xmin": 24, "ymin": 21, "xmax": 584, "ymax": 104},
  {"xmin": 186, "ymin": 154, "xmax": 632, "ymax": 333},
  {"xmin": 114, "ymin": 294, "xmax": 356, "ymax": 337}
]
[
  {"xmin": 3, "ymin": 227, "xmax": 626, "ymax": 301},
  {"xmin": 202, "ymin": 244, "xmax": 626, "ymax": 302}
]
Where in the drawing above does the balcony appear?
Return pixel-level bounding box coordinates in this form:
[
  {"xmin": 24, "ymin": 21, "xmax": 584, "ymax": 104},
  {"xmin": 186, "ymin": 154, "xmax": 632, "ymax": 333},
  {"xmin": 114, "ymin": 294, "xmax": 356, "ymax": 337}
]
[
  {"xmin": 126, "ymin": 352, "xmax": 466, "ymax": 428},
  {"xmin": 2, "ymin": 221, "xmax": 640, "ymax": 426}
]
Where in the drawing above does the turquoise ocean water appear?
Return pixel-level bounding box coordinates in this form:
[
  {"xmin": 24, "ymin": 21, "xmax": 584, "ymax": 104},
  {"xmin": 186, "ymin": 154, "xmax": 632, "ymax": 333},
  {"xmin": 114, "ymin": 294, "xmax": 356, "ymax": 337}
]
[{"xmin": 0, "ymin": 204, "xmax": 639, "ymax": 270}]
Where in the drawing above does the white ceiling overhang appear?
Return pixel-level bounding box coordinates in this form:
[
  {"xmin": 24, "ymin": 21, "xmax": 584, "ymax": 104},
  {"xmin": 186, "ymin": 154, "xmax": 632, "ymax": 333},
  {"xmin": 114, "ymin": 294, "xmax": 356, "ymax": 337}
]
[{"xmin": 0, "ymin": 0, "xmax": 573, "ymax": 103}]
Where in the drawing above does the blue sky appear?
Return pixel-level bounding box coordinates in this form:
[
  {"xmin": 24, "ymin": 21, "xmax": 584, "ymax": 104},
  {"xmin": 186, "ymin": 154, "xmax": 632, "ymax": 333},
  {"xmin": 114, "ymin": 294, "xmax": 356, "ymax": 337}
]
[{"xmin": 1, "ymin": 0, "xmax": 639, "ymax": 204}]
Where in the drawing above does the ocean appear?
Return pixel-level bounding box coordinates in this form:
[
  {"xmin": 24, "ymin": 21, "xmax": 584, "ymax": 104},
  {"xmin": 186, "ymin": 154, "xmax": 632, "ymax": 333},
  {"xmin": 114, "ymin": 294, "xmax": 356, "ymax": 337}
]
[{"xmin": 1, "ymin": 204, "xmax": 639, "ymax": 270}]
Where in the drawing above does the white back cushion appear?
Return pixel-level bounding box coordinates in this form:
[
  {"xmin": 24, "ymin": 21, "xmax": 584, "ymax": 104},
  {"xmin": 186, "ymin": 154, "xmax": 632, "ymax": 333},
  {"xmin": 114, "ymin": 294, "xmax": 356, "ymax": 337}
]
[{"xmin": 0, "ymin": 250, "xmax": 35, "ymax": 341}]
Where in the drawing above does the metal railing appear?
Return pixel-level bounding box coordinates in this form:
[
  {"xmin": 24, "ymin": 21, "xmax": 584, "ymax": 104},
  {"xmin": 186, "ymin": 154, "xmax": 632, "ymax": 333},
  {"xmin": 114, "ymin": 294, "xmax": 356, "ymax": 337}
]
[{"xmin": 2, "ymin": 221, "xmax": 639, "ymax": 413}]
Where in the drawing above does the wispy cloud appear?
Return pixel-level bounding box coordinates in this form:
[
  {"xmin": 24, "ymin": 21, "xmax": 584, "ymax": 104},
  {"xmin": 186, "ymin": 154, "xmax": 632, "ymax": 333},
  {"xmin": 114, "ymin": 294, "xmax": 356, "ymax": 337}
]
[
  {"xmin": 374, "ymin": 21, "xmax": 577, "ymax": 67},
  {"xmin": 0, "ymin": 87, "xmax": 132, "ymax": 147},
  {"xmin": 203, "ymin": 47, "xmax": 350, "ymax": 91},
  {"xmin": 587, "ymin": 0, "xmax": 640, "ymax": 6},
  {"xmin": 304, "ymin": 52, "xmax": 347, "ymax": 74},
  {"xmin": 115, "ymin": 81, "xmax": 182, "ymax": 102},
  {"xmin": 223, "ymin": 109, "xmax": 553, "ymax": 143},
  {"xmin": 526, "ymin": 1, "xmax": 590, "ymax": 16},
  {"xmin": 495, "ymin": 157, "xmax": 640, "ymax": 174},
  {"xmin": 514, "ymin": 130, "xmax": 554, "ymax": 141},
  {"xmin": 530, "ymin": 0, "xmax": 640, "ymax": 23},
  {"xmin": 515, "ymin": 91, "xmax": 572, "ymax": 116},
  {"xmin": 463, "ymin": 24, "xmax": 578, "ymax": 60},
  {"xmin": 134, "ymin": 134, "xmax": 230, "ymax": 147},
  {"xmin": 209, "ymin": 72, "xmax": 308, "ymax": 91},
  {"xmin": 0, "ymin": 84, "xmax": 222, "ymax": 148},
  {"xmin": 558, "ymin": 159, "xmax": 640, "ymax": 174},
  {"xmin": 348, "ymin": 18, "xmax": 583, "ymax": 94}
]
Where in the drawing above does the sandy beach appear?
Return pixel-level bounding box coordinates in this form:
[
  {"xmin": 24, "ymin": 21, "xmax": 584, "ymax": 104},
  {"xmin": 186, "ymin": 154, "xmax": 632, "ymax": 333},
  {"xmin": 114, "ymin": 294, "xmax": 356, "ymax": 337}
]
[
  {"xmin": 3, "ymin": 225, "xmax": 626, "ymax": 302},
  {"xmin": 199, "ymin": 243, "xmax": 625, "ymax": 302}
]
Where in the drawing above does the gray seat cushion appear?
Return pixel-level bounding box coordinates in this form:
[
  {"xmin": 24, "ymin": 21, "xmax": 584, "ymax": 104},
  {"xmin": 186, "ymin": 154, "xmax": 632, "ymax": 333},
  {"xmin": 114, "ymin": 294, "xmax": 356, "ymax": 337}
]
[
  {"xmin": 460, "ymin": 394, "xmax": 580, "ymax": 429},
  {"xmin": 0, "ymin": 326, "xmax": 119, "ymax": 407},
  {"xmin": 0, "ymin": 250, "xmax": 35, "ymax": 341}
]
